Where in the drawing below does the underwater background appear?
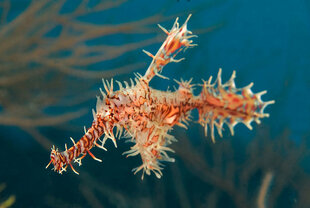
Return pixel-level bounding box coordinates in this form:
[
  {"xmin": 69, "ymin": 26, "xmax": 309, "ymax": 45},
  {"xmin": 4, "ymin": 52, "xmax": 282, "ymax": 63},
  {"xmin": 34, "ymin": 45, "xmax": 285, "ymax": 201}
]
[{"xmin": 0, "ymin": 0, "xmax": 309, "ymax": 207}]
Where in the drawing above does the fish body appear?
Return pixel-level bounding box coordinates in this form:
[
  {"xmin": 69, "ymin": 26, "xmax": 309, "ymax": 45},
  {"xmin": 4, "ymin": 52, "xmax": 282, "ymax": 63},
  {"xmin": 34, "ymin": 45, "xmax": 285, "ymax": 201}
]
[{"xmin": 46, "ymin": 14, "xmax": 274, "ymax": 179}]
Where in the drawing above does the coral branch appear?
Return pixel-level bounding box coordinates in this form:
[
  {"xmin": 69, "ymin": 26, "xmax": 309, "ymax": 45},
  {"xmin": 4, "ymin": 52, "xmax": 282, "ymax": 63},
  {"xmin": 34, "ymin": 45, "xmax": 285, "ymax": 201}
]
[{"xmin": 257, "ymin": 171, "xmax": 274, "ymax": 208}]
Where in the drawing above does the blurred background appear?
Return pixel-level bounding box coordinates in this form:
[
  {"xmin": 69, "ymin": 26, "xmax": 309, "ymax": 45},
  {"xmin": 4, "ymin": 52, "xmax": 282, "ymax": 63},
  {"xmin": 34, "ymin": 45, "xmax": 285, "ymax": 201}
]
[{"xmin": 0, "ymin": 0, "xmax": 309, "ymax": 207}]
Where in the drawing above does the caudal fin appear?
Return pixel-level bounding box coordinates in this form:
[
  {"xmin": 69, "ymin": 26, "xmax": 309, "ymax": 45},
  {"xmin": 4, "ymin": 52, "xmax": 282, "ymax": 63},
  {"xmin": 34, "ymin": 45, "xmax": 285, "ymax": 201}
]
[{"xmin": 197, "ymin": 68, "xmax": 275, "ymax": 142}]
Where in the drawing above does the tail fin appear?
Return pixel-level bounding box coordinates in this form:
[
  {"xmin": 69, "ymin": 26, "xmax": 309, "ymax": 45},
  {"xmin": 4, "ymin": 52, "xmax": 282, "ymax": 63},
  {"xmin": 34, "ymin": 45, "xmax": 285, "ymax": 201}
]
[{"xmin": 197, "ymin": 68, "xmax": 275, "ymax": 142}]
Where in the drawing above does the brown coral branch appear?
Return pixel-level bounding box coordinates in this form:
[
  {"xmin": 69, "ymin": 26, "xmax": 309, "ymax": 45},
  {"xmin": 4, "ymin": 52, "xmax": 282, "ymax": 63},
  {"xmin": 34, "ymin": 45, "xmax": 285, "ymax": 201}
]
[
  {"xmin": 21, "ymin": 127, "xmax": 53, "ymax": 151},
  {"xmin": 0, "ymin": 109, "xmax": 87, "ymax": 127},
  {"xmin": 257, "ymin": 171, "xmax": 273, "ymax": 208}
]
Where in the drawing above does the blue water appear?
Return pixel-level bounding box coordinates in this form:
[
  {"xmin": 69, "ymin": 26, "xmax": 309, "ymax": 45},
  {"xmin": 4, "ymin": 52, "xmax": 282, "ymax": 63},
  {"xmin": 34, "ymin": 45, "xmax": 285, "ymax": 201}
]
[{"xmin": 0, "ymin": 0, "xmax": 309, "ymax": 207}]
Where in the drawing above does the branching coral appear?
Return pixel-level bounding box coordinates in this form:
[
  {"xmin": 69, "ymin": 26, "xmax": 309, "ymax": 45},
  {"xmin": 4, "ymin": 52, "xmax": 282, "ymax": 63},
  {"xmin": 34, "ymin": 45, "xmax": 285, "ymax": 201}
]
[
  {"xmin": 0, "ymin": 0, "xmax": 173, "ymax": 150},
  {"xmin": 173, "ymin": 127, "xmax": 310, "ymax": 208}
]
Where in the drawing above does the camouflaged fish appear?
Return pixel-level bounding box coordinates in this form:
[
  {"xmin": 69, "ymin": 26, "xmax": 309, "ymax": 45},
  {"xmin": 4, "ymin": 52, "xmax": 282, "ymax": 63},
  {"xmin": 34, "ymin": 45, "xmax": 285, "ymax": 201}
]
[{"xmin": 46, "ymin": 14, "xmax": 274, "ymax": 179}]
